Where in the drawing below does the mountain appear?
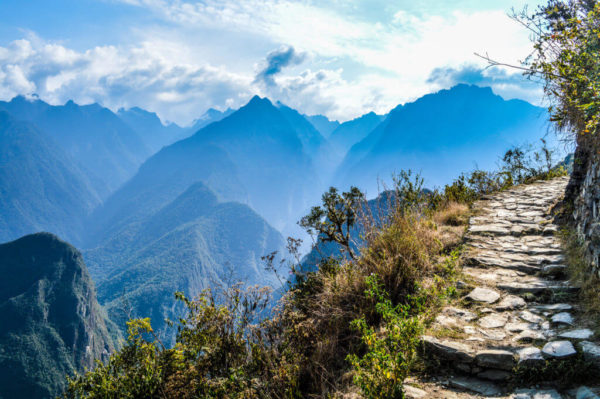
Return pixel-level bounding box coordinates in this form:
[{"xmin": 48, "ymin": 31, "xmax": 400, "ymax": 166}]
[
  {"xmin": 336, "ymin": 84, "xmax": 552, "ymax": 196},
  {"xmin": 186, "ymin": 107, "xmax": 235, "ymax": 135},
  {"xmin": 328, "ymin": 111, "xmax": 386, "ymax": 154},
  {"xmin": 117, "ymin": 107, "xmax": 186, "ymax": 153},
  {"xmin": 0, "ymin": 111, "xmax": 102, "ymax": 245},
  {"xmin": 0, "ymin": 96, "xmax": 151, "ymax": 195},
  {"xmin": 93, "ymin": 95, "xmax": 321, "ymax": 234},
  {"xmin": 84, "ymin": 182, "xmax": 285, "ymax": 344},
  {"xmin": 0, "ymin": 233, "xmax": 118, "ymax": 399},
  {"xmin": 305, "ymin": 114, "xmax": 340, "ymax": 137}
]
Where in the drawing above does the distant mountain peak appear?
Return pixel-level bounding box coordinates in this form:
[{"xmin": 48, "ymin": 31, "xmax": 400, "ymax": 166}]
[{"xmin": 247, "ymin": 95, "xmax": 273, "ymax": 108}]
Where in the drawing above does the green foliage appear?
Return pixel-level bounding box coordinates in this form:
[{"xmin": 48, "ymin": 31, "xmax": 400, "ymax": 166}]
[
  {"xmin": 517, "ymin": 0, "xmax": 600, "ymax": 138},
  {"xmin": 62, "ymin": 286, "xmax": 300, "ymax": 399},
  {"xmin": 299, "ymin": 186, "xmax": 365, "ymax": 259},
  {"xmin": 347, "ymin": 275, "xmax": 423, "ymax": 399}
]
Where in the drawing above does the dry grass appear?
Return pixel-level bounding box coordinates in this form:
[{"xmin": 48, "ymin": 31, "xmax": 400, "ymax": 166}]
[
  {"xmin": 433, "ymin": 202, "xmax": 469, "ymax": 226},
  {"xmin": 280, "ymin": 200, "xmax": 470, "ymax": 396}
]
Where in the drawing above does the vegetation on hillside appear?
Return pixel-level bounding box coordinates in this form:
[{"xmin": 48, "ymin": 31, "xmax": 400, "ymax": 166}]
[{"xmin": 59, "ymin": 138, "xmax": 566, "ymax": 398}]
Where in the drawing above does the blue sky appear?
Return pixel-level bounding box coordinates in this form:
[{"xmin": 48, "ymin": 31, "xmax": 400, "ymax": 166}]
[{"xmin": 0, "ymin": 0, "xmax": 546, "ymax": 124}]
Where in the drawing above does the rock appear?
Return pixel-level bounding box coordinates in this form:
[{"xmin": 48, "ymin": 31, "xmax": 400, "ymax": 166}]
[
  {"xmin": 479, "ymin": 329, "xmax": 507, "ymax": 341},
  {"xmin": 448, "ymin": 376, "xmax": 501, "ymax": 396},
  {"xmin": 518, "ymin": 347, "xmax": 544, "ymax": 367},
  {"xmin": 542, "ymin": 340, "xmax": 576, "ymax": 359},
  {"xmin": 558, "ymin": 329, "xmax": 594, "ymax": 340},
  {"xmin": 520, "ymin": 310, "xmax": 545, "ymax": 324},
  {"xmin": 513, "ymin": 389, "xmax": 563, "ymax": 399},
  {"xmin": 475, "ymin": 349, "xmax": 516, "ymax": 371},
  {"xmin": 578, "ymin": 341, "xmax": 600, "ymax": 367},
  {"xmin": 534, "ymin": 303, "xmax": 573, "ymax": 312},
  {"xmin": 444, "ymin": 307, "xmax": 477, "ymax": 322},
  {"xmin": 513, "ymin": 329, "xmax": 545, "ymax": 343},
  {"xmin": 422, "ymin": 336, "xmax": 474, "ymax": 363},
  {"xmin": 435, "ymin": 315, "xmax": 459, "ymax": 328},
  {"xmin": 496, "ymin": 295, "xmax": 527, "ymax": 311},
  {"xmin": 576, "ymin": 386, "xmax": 600, "ymax": 399},
  {"xmin": 479, "ymin": 314, "xmax": 507, "ymax": 328},
  {"xmin": 466, "ymin": 287, "xmax": 500, "ymax": 304},
  {"xmin": 403, "ymin": 385, "xmax": 428, "ymax": 399},
  {"xmin": 551, "ymin": 312, "xmax": 574, "ymax": 325},
  {"xmin": 477, "ymin": 369, "xmax": 511, "ymax": 381},
  {"xmin": 464, "ymin": 326, "xmax": 477, "ymax": 334},
  {"xmin": 506, "ymin": 322, "xmax": 533, "ymax": 333}
]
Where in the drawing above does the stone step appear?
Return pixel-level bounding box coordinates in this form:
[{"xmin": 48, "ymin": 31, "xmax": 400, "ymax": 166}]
[{"xmin": 496, "ymin": 281, "xmax": 578, "ymax": 296}]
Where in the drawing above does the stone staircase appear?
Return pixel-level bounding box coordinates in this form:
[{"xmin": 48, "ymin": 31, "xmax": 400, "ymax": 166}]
[{"xmin": 409, "ymin": 177, "xmax": 600, "ymax": 398}]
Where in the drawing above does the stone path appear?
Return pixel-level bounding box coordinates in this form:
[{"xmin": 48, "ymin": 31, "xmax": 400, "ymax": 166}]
[{"xmin": 408, "ymin": 177, "xmax": 600, "ymax": 398}]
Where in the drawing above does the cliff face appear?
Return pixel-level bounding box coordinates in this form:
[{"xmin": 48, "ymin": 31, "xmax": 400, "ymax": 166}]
[
  {"xmin": 0, "ymin": 233, "xmax": 118, "ymax": 399},
  {"xmin": 567, "ymin": 133, "xmax": 600, "ymax": 276}
]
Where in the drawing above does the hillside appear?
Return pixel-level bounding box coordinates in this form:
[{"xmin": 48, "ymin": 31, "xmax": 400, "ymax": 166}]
[
  {"xmin": 0, "ymin": 233, "xmax": 117, "ymax": 399},
  {"xmin": 336, "ymin": 84, "xmax": 552, "ymax": 195},
  {"xmin": 117, "ymin": 107, "xmax": 186, "ymax": 153},
  {"xmin": 328, "ymin": 111, "xmax": 386, "ymax": 154},
  {"xmin": 0, "ymin": 111, "xmax": 102, "ymax": 245},
  {"xmin": 84, "ymin": 182, "xmax": 285, "ymax": 344},
  {"xmin": 305, "ymin": 114, "xmax": 340, "ymax": 137},
  {"xmin": 0, "ymin": 96, "xmax": 150, "ymax": 195}
]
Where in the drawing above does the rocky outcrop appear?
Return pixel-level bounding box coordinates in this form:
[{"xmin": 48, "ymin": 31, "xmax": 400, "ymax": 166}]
[
  {"xmin": 0, "ymin": 233, "xmax": 118, "ymax": 399},
  {"xmin": 569, "ymin": 146, "xmax": 600, "ymax": 276}
]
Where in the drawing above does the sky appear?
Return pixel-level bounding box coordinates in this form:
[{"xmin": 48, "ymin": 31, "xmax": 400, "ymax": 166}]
[{"xmin": 0, "ymin": 0, "xmax": 547, "ymax": 125}]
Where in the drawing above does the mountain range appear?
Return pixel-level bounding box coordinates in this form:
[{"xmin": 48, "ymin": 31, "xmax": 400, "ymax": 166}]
[
  {"xmin": 0, "ymin": 84, "xmax": 561, "ymax": 394},
  {"xmin": 336, "ymin": 84, "xmax": 553, "ymax": 195}
]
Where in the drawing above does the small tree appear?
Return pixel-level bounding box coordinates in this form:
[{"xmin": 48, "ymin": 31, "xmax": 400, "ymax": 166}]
[{"xmin": 299, "ymin": 186, "xmax": 364, "ymax": 260}]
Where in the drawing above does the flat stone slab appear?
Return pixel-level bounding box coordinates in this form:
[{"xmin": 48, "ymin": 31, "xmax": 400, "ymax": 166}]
[
  {"xmin": 477, "ymin": 369, "xmax": 511, "ymax": 381},
  {"xmin": 542, "ymin": 340, "xmax": 577, "ymax": 359},
  {"xmin": 520, "ymin": 310, "xmax": 545, "ymax": 324},
  {"xmin": 518, "ymin": 346, "xmax": 544, "ymax": 367},
  {"xmin": 558, "ymin": 329, "xmax": 594, "ymax": 340},
  {"xmin": 479, "ymin": 314, "xmax": 507, "ymax": 328},
  {"xmin": 422, "ymin": 336, "xmax": 474, "ymax": 363},
  {"xmin": 496, "ymin": 295, "xmax": 526, "ymax": 311},
  {"xmin": 534, "ymin": 303, "xmax": 573, "ymax": 312},
  {"xmin": 506, "ymin": 322, "xmax": 534, "ymax": 332},
  {"xmin": 514, "ymin": 329, "xmax": 545, "ymax": 343},
  {"xmin": 448, "ymin": 376, "xmax": 501, "ymax": 396},
  {"xmin": 444, "ymin": 307, "xmax": 477, "ymax": 322},
  {"xmin": 513, "ymin": 389, "xmax": 563, "ymax": 399},
  {"xmin": 475, "ymin": 349, "xmax": 515, "ymax": 371},
  {"xmin": 578, "ymin": 341, "xmax": 600, "ymax": 367},
  {"xmin": 404, "ymin": 385, "xmax": 428, "ymax": 399},
  {"xmin": 466, "ymin": 287, "xmax": 500, "ymax": 304},
  {"xmin": 551, "ymin": 312, "xmax": 574, "ymax": 325}
]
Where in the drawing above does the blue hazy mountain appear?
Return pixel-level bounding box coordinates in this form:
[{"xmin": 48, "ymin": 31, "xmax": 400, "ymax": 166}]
[
  {"xmin": 113, "ymin": 95, "xmax": 321, "ymax": 231},
  {"xmin": 0, "ymin": 96, "xmax": 150, "ymax": 195},
  {"xmin": 117, "ymin": 107, "xmax": 186, "ymax": 153},
  {"xmin": 328, "ymin": 111, "xmax": 386, "ymax": 154},
  {"xmin": 186, "ymin": 107, "xmax": 235, "ymax": 136},
  {"xmin": 305, "ymin": 114, "xmax": 340, "ymax": 137},
  {"xmin": 0, "ymin": 233, "xmax": 117, "ymax": 399},
  {"xmin": 85, "ymin": 182, "xmax": 285, "ymax": 344},
  {"xmin": 0, "ymin": 111, "xmax": 102, "ymax": 245},
  {"xmin": 276, "ymin": 102, "xmax": 338, "ymax": 182},
  {"xmin": 335, "ymin": 84, "xmax": 553, "ymax": 196}
]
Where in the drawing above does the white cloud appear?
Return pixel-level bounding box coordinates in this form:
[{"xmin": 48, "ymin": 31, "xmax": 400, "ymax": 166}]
[
  {"xmin": 0, "ymin": 1, "xmax": 544, "ymax": 122},
  {"xmin": 0, "ymin": 38, "xmax": 253, "ymax": 124},
  {"xmin": 111, "ymin": 0, "xmax": 541, "ymax": 118}
]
